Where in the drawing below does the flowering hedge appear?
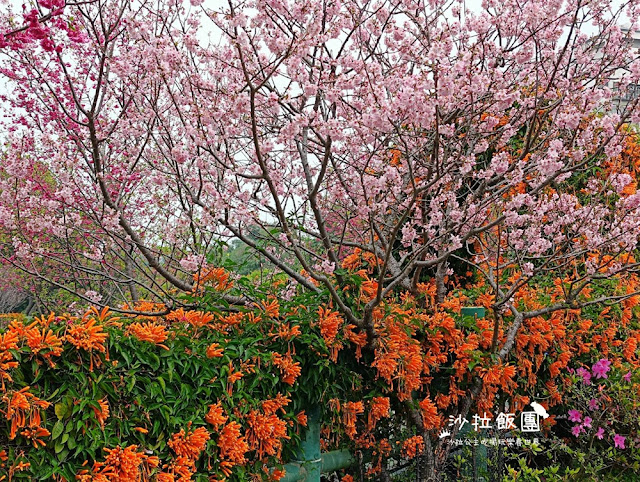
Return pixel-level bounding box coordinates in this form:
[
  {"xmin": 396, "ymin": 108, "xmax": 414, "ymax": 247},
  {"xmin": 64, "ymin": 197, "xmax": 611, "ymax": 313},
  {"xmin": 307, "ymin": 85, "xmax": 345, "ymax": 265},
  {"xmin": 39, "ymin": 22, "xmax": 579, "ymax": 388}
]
[
  {"xmin": 3, "ymin": 260, "xmax": 640, "ymax": 480},
  {"xmin": 0, "ymin": 296, "xmax": 343, "ymax": 481}
]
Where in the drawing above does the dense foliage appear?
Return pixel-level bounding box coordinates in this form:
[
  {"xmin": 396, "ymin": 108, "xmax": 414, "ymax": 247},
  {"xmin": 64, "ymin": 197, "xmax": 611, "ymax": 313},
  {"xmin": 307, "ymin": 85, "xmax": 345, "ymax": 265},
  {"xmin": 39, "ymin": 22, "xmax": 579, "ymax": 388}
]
[
  {"xmin": 2, "ymin": 261, "xmax": 640, "ymax": 480},
  {"xmin": 1, "ymin": 277, "xmax": 333, "ymax": 480}
]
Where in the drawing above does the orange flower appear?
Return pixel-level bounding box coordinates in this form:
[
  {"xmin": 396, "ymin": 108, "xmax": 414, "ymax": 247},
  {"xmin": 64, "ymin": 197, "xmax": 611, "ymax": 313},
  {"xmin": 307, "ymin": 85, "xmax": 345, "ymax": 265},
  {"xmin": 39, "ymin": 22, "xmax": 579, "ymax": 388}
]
[
  {"xmin": 296, "ymin": 411, "xmax": 308, "ymax": 427},
  {"xmin": 159, "ymin": 455, "xmax": 193, "ymax": 480},
  {"xmin": 120, "ymin": 300, "xmax": 167, "ymax": 318},
  {"xmin": 20, "ymin": 426, "xmax": 50, "ymax": 448},
  {"xmin": 0, "ymin": 329, "xmax": 20, "ymax": 351},
  {"xmin": 193, "ymin": 267, "xmax": 233, "ymax": 291},
  {"xmin": 25, "ymin": 323, "xmax": 63, "ymax": 366},
  {"xmin": 66, "ymin": 318, "xmax": 108, "ymax": 353},
  {"xmin": 271, "ymin": 353, "xmax": 301, "ymax": 385},
  {"xmin": 187, "ymin": 311, "xmax": 215, "ymax": 328},
  {"xmin": 341, "ymin": 248, "xmax": 381, "ymax": 271},
  {"xmin": 219, "ymin": 312, "xmax": 244, "ymax": 326},
  {"xmin": 368, "ymin": 397, "xmax": 390, "ymax": 429},
  {"xmin": 271, "ymin": 469, "xmax": 286, "ymax": 481},
  {"xmin": 228, "ymin": 370, "xmax": 244, "ymax": 384},
  {"xmin": 126, "ymin": 322, "xmax": 168, "ymax": 348},
  {"xmin": 134, "ymin": 427, "xmax": 149, "ymax": 434},
  {"xmin": 205, "ymin": 402, "xmax": 228, "ymax": 428},
  {"xmin": 166, "ymin": 309, "xmax": 214, "ymax": 328},
  {"xmin": 92, "ymin": 397, "xmax": 109, "ymax": 428},
  {"xmin": 318, "ymin": 307, "xmax": 343, "ymax": 342},
  {"xmin": 344, "ymin": 324, "xmax": 367, "ymax": 360},
  {"xmin": 98, "ymin": 445, "xmax": 148, "ymax": 481},
  {"xmin": 246, "ymin": 409, "xmax": 290, "ymax": 458},
  {"xmin": 156, "ymin": 473, "xmax": 176, "ymax": 482},
  {"xmin": 257, "ymin": 298, "xmax": 279, "ymax": 318},
  {"xmin": 89, "ymin": 306, "xmax": 121, "ymax": 325},
  {"xmin": 65, "ymin": 317, "xmax": 109, "ymax": 371},
  {"xmin": 78, "ymin": 445, "xmax": 148, "ymax": 481},
  {"xmin": 225, "ymin": 362, "xmax": 245, "ymax": 395},
  {"xmin": 419, "ymin": 396, "xmax": 439, "ymax": 430},
  {"xmin": 261, "ymin": 394, "xmax": 291, "ymax": 415},
  {"xmin": 206, "ymin": 343, "xmax": 224, "ymax": 358},
  {"xmin": 402, "ymin": 435, "xmax": 424, "ymax": 458},
  {"xmin": 271, "ymin": 323, "xmax": 301, "ymax": 341},
  {"xmin": 4, "ymin": 387, "xmax": 50, "ymax": 440},
  {"xmin": 360, "ymin": 278, "xmax": 378, "ymax": 301},
  {"xmin": 168, "ymin": 423, "xmax": 210, "ymax": 461},
  {"xmin": 218, "ymin": 421, "xmax": 249, "ymax": 465},
  {"xmin": 342, "ymin": 401, "xmax": 364, "ymax": 439},
  {"xmin": 219, "ymin": 459, "xmax": 234, "ymax": 477},
  {"xmin": 0, "ymin": 330, "xmax": 20, "ymax": 389}
]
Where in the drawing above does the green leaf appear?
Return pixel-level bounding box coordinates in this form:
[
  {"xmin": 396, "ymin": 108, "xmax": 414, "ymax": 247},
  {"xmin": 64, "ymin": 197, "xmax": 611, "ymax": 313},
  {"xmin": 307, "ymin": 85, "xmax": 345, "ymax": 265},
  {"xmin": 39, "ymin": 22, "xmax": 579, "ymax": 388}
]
[
  {"xmin": 54, "ymin": 440, "xmax": 65, "ymax": 454},
  {"xmin": 127, "ymin": 375, "xmax": 136, "ymax": 393},
  {"xmin": 54, "ymin": 403, "xmax": 68, "ymax": 420},
  {"xmin": 148, "ymin": 353, "xmax": 161, "ymax": 371},
  {"xmin": 51, "ymin": 421, "xmax": 64, "ymax": 440},
  {"xmin": 57, "ymin": 448, "xmax": 69, "ymax": 462},
  {"xmin": 66, "ymin": 436, "xmax": 77, "ymax": 450}
]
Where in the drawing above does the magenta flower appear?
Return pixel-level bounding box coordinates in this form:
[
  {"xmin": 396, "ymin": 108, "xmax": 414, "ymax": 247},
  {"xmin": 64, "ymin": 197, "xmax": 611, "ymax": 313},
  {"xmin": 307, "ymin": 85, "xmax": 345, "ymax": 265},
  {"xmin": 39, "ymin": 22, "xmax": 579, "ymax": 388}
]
[
  {"xmin": 592, "ymin": 359, "xmax": 611, "ymax": 379},
  {"xmin": 576, "ymin": 367, "xmax": 592, "ymax": 385},
  {"xmin": 582, "ymin": 416, "xmax": 592, "ymax": 429},
  {"xmin": 588, "ymin": 398, "xmax": 599, "ymax": 410},
  {"xmin": 614, "ymin": 434, "xmax": 626, "ymax": 449},
  {"xmin": 571, "ymin": 425, "xmax": 583, "ymax": 437},
  {"xmin": 568, "ymin": 410, "xmax": 582, "ymax": 422},
  {"xmin": 596, "ymin": 427, "xmax": 605, "ymax": 440},
  {"xmin": 623, "ymin": 371, "xmax": 632, "ymax": 382}
]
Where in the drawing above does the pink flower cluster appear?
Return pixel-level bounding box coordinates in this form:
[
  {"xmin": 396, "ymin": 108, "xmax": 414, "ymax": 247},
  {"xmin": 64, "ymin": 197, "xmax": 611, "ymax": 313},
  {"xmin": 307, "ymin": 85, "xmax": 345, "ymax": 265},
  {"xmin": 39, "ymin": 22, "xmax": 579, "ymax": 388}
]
[
  {"xmin": 576, "ymin": 359, "xmax": 612, "ymax": 385},
  {"xmin": 569, "ymin": 360, "xmax": 630, "ymax": 450}
]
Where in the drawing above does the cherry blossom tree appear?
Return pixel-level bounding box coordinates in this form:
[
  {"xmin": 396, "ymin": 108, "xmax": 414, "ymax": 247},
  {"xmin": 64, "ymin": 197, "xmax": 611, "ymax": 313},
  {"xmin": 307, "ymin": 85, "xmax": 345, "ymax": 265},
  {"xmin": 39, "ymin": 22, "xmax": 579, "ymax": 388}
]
[{"xmin": 2, "ymin": 0, "xmax": 640, "ymax": 476}]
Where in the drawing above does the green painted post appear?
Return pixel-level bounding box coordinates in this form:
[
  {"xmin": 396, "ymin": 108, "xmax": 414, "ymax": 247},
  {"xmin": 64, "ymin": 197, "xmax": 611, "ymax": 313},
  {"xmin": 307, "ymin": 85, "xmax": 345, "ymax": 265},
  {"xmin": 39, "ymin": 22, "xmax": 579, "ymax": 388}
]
[
  {"xmin": 459, "ymin": 306, "xmax": 488, "ymax": 481},
  {"xmin": 460, "ymin": 306, "xmax": 485, "ymax": 319},
  {"xmin": 282, "ymin": 406, "xmax": 322, "ymax": 482},
  {"xmin": 300, "ymin": 405, "xmax": 322, "ymax": 481},
  {"xmin": 281, "ymin": 450, "xmax": 354, "ymax": 482},
  {"xmin": 280, "ymin": 404, "xmax": 354, "ymax": 482},
  {"xmin": 321, "ymin": 449, "xmax": 354, "ymax": 472},
  {"xmin": 280, "ymin": 463, "xmax": 306, "ymax": 482}
]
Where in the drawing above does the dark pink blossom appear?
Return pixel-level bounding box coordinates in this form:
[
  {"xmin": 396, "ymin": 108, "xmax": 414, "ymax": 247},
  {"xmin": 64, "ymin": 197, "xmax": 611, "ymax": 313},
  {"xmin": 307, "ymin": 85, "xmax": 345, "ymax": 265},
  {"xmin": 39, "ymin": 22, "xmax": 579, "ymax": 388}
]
[
  {"xmin": 576, "ymin": 367, "xmax": 592, "ymax": 385},
  {"xmin": 568, "ymin": 410, "xmax": 582, "ymax": 423},
  {"xmin": 592, "ymin": 359, "xmax": 611, "ymax": 379}
]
